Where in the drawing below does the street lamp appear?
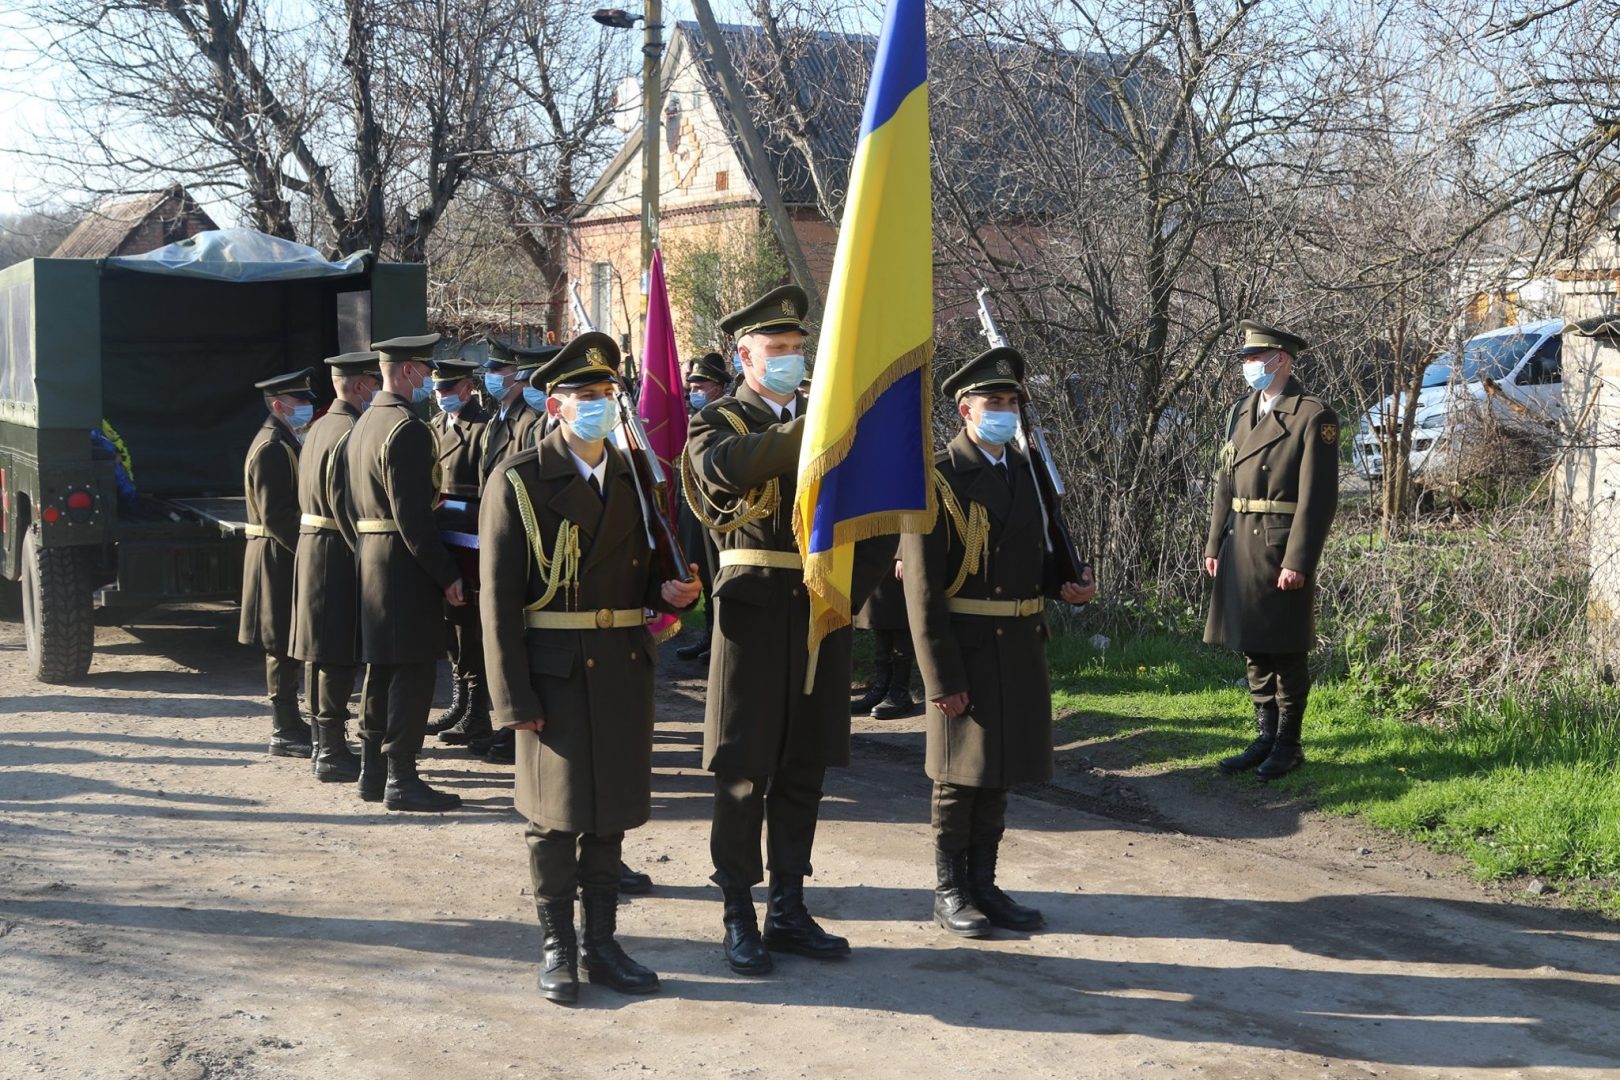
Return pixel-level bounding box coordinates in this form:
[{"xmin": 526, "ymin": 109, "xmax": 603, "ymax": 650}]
[{"xmin": 593, "ymin": 4, "xmax": 664, "ymax": 325}]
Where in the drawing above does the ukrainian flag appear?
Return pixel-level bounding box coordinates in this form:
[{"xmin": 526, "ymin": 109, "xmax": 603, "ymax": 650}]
[{"xmin": 795, "ymin": 0, "xmax": 935, "ymax": 655}]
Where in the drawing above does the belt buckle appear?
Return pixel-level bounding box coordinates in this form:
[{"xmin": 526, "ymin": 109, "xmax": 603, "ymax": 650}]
[
  {"xmin": 594, "ymin": 608, "xmax": 614, "ymax": 630},
  {"xmin": 1019, "ymin": 599, "xmax": 1038, "ymax": 616}
]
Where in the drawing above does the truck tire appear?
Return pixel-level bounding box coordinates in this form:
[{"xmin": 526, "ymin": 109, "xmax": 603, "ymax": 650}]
[{"xmin": 20, "ymin": 529, "xmax": 95, "ymax": 683}]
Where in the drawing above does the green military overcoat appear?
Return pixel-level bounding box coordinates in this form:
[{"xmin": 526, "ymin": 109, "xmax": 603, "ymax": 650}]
[
  {"xmin": 1202, "ymin": 376, "xmax": 1340, "ymax": 654},
  {"xmin": 238, "ymin": 416, "xmax": 300, "ymax": 654},
  {"xmin": 432, "ymin": 404, "xmax": 487, "ymax": 628},
  {"xmin": 479, "ymin": 427, "xmax": 680, "ymax": 833},
  {"xmin": 684, "ymin": 384, "xmax": 887, "ymax": 777},
  {"xmin": 480, "ymin": 397, "xmax": 544, "ymax": 480},
  {"xmin": 902, "ymin": 430, "xmax": 1061, "ymax": 788},
  {"xmin": 854, "ymin": 537, "xmax": 907, "ymax": 632},
  {"xmin": 341, "ymin": 391, "xmax": 460, "ymax": 665},
  {"xmin": 290, "ymin": 400, "xmax": 361, "ymax": 665}
]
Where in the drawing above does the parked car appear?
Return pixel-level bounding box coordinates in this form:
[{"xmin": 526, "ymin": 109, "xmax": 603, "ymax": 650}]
[{"xmin": 1351, "ymin": 319, "xmax": 1563, "ymax": 481}]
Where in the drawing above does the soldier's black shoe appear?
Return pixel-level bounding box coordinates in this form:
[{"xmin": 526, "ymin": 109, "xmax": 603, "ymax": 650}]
[
  {"xmin": 870, "ymin": 656, "xmax": 921, "ymax": 719},
  {"xmin": 479, "ymin": 728, "xmax": 515, "ymax": 764},
  {"xmin": 1256, "ymin": 711, "xmax": 1305, "ymax": 780},
  {"xmin": 850, "ymin": 658, "xmax": 892, "ymax": 715},
  {"xmin": 720, "ymin": 887, "xmax": 773, "ymax": 975},
  {"xmin": 313, "ymin": 723, "xmax": 361, "ymax": 783},
  {"xmin": 536, "ymin": 897, "xmax": 579, "ymax": 1004},
  {"xmin": 579, "ymin": 887, "xmax": 660, "ymax": 995},
  {"xmin": 674, "ymin": 636, "xmax": 710, "ymax": 661},
  {"xmin": 356, "ymin": 740, "xmax": 386, "ymax": 802},
  {"xmin": 933, "ymin": 848, "xmax": 991, "ymax": 938},
  {"xmin": 968, "ymin": 842, "xmax": 1043, "ymax": 932},
  {"xmin": 268, "ymin": 701, "xmax": 313, "ymax": 758},
  {"xmin": 619, "ymin": 861, "xmax": 653, "ymax": 895},
  {"xmin": 383, "ymin": 758, "xmax": 461, "ymax": 813},
  {"xmin": 438, "ymin": 693, "xmax": 492, "ymax": 746},
  {"xmin": 1220, "ymin": 702, "xmax": 1279, "ymax": 773},
  {"xmin": 426, "ymin": 677, "xmax": 469, "ymax": 735},
  {"xmin": 762, "ymin": 876, "xmax": 850, "ymax": 959}
]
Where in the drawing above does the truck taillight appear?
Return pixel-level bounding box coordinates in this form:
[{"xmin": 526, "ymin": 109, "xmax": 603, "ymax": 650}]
[
  {"xmin": 66, "ymin": 491, "xmax": 93, "ymax": 511},
  {"xmin": 43, "ymin": 507, "xmax": 61, "ymax": 524}
]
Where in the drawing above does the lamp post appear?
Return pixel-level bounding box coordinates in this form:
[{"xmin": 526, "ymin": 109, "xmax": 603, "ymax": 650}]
[{"xmin": 593, "ymin": 6, "xmax": 664, "ymax": 320}]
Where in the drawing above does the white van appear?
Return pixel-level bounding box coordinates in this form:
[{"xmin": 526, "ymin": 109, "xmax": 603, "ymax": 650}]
[{"xmin": 1351, "ymin": 319, "xmax": 1563, "ymax": 481}]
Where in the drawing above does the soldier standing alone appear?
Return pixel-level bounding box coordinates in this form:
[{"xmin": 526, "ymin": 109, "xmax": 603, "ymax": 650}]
[
  {"xmin": 241, "ymin": 368, "xmax": 318, "ymax": 759},
  {"xmin": 1204, "ymin": 320, "xmax": 1339, "ymax": 780}
]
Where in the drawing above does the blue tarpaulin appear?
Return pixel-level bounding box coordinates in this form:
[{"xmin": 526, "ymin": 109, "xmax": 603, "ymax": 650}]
[{"xmin": 106, "ymin": 228, "xmax": 370, "ymax": 281}]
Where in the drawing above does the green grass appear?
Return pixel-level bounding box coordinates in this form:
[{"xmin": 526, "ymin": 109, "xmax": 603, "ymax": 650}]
[{"xmin": 1050, "ymin": 632, "xmax": 1620, "ymax": 914}]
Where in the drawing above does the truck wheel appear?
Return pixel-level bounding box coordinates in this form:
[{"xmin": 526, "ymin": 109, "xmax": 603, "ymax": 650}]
[{"xmin": 20, "ymin": 529, "xmax": 95, "ymax": 683}]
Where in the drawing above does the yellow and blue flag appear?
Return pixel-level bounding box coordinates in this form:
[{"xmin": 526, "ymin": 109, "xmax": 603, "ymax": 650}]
[{"xmin": 795, "ymin": 0, "xmax": 935, "ymax": 654}]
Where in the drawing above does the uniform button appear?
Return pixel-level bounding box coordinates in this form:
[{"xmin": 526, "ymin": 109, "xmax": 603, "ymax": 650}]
[
  {"xmin": 629, "ymin": 651, "xmax": 637, "ymax": 661},
  {"xmin": 996, "ymin": 627, "xmax": 1004, "ymax": 637},
  {"xmin": 994, "ymin": 586, "xmax": 1003, "ymax": 595},
  {"xmin": 1262, "ymin": 464, "xmax": 1269, "ymax": 471},
  {"xmin": 631, "ymin": 558, "xmax": 639, "ymax": 567},
  {"xmin": 586, "ymin": 658, "xmax": 596, "ymax": 669},
  {"xmin": 1252, "ymin": 528, "xmax": 1260, "ymax": 535}
]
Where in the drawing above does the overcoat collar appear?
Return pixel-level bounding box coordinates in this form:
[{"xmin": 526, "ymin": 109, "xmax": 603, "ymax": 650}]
[
  {"xmin": 537, "ymin": 425, "xmax": 638, "ymax": 563},
  {"xmin": 947, "ymin": 427, "xmax": 1023, "ymax": 523},
  {"xmin": 1233, "ymin": 375, "xmax": 1304, "ymax": 466},
  {"xmin": 732, "ymin": 382, "xmax": 803, "ymax": 426}
]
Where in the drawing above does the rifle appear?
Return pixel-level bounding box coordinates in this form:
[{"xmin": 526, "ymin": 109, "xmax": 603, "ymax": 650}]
[
  {"xmin": 974, "ymin": 287, "xmax": 1091, "ymax": 589},
  {"xmin": 571, "ymin": 285, "xmax": 694, "ymax": 585}
]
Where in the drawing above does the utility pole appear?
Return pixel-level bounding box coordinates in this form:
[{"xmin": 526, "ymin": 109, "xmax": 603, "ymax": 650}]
[{"xmin": 639, "ymin": 0, "xmax": 663, "ymax": 312}]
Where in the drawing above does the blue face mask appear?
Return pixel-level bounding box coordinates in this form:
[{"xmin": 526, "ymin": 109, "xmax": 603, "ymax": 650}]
[
  {"xmin": 523, "ymin": 387, "xmax": 549, "ymax": 412},
  {"xmin": 758, "ymin": 352, "xmax": 806, "ymax": 396},
  {"xmin": 566, "ymin": 397, "xmax": 620, "ymax": 442},
  {"xmin": 974, "ymin": 408, "xmax": 1018, "ymax": 446},
  {"xmin": 437, "ymin": 392, "xmax": 467, "ymax": 414},
  {"xmin": 1241, "ymin": 359, "xmax": 1275, "ymax": 392},
  {"xmin": 287, "ymin": 402, "xmax": 315, "ymax": 432},
  {"xmin": 731, "ymin": 350, "xmax": 744, "ymax": 375},
  {"xmin": 411, "ymin": 375, "xmax": 432, "ymax": 405},
  {"xmin": 689, "ymin": 390, "xmax": 708, "ymax": 411},
  {"xmin": 484, "ymin": 371, "xmax": 511, "ymax": 401}
]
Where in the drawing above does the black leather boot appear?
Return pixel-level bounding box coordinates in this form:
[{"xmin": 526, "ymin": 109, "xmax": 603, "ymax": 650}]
[
  {"xmin": 619, "ymin": 861, "xmax": 653, "ymax": 895},
  {"xmin": 481, "ymin": 727, "xmax": 515, "ymax": 764},
  {"xmin": 870, "ymin": 655, "xmax": 920, "ymax": 719},
  {"xmin": 720, "ymin": 886, "xmax": 773, "ymax": 975},
  {"xmin": 579, "ymin": 887, "xmax": 659, "ymax": 994},
  {"xmin": 268, "ymin": 699, "xmax": 313, "ymax": 758},
  {"xmin": 426, "ymin": 677, "xmax": 468, "ymax": 735},
  {"xmin": 356, "ymin": 739, "xmax": 386, "ymax": 802},
  {"xmin": 850, "ymin": 656, "xmax": 892, "ymax": 715},
  {"xmin": 762, "ymin": 875, "xmax": 850, "ymax": 958},
  {"xmin": 383, "ymin": 757, "xmax": 461, "ymax": 812},
  {"xmin": 1256, "ymin": 710, "xmax": 1305, "ymax": 780},
  {"xmin": 968, "ymin": 841, "xmax": 1043, "ymax": 931},
  {"xmin": 535, "ymin": 897, "xmax": 579, "ymax": 1004},
  {"xmin": 674, "ymin": 634, "xmax": 711, "ymax": 661},
  {"xmin": 313, "ymin": 722, "xmax": 361, "ymax": 783},
  {"xmin": 438, "ymin": 689, "xmax": 492, "ymax": 746},
  {"xmin": 934, "ymin": 848, "xmax": 991, "ymax": 938},
  {"xmin": 308, "ymin": 720, "xmax": 322, "ymax": 776},
  {"xmin": 1219, "ymin": 702, "xmax": 1278, "ymax": 773}
]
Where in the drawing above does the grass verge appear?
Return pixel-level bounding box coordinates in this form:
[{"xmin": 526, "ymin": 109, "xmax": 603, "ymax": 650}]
[{"xmin": 1049, "ymin": 631, "xmax": 1620, "ymax": 915}]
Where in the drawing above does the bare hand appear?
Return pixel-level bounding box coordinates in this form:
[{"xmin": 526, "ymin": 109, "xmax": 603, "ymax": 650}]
[
  {"xmin": 893, "ymin": 560, "xmax": 904, "ymax": 580},
  {"xmin": 1204, "ymin": 557, "xmax": 1218, "ymax": 578},
  {"xmin": 445, "ymin": 579, "xmax": 466, "ymax": 607},
  {"xmin": 934, "ymin": 691, "xmax": 970, "ymax": 718},
  {"xmin": 662, "ymin": 570, "xmax": 703, "ymax": 609},
  {"xmin": 1277, "ymin": 568, "xmax": 1307, "ymax": 591},
  {"xmin": 1060, "ymin": 580, "xmax": 1095, "ymax": 605},
  {"xmin": 504, "ymin": 717, "xmax": 544, "ymax": 732}
]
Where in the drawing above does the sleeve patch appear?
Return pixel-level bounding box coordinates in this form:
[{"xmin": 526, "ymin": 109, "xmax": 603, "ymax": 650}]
[{"xmin": 1320, "ymin": 421, "xmax": 1338, "ymax": 445}]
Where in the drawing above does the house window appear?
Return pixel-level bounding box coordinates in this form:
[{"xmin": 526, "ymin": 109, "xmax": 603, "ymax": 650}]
[
  {"xmin": 715, "ymin": 170, "xmax": 729, "ymax": 192},
  {"xmin": 591, "ymin": 262, "xmax": 613, "ymax": 334}
]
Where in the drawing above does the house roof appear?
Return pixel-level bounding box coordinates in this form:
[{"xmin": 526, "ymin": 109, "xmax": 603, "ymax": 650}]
[{"xmin": 52, "ymin": 184, "xmax": 218, "ymax": 259}]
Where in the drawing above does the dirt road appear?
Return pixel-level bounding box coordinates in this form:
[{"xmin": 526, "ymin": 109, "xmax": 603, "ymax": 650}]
[{"xmin": 1, "ymin": 606, "xmax": 1616, "ymax": 1079}]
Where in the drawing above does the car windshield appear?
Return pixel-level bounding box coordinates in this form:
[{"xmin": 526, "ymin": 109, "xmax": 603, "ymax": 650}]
[{"xmin": 1421, "ymin": 334, "xmax": 1536, "ymax": 388}]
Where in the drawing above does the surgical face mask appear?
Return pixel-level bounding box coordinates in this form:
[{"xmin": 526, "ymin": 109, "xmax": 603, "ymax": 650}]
[
  {"xmin": 731, "ymin": 350, "xmax": 744, "ymax": 375},
  {"xmin": 411, "ymin": 372, "xmax": 433, "ymax": 405},
  {"xmin": 974, "ymin": 408, "xmax": 1018, "ymax": 447},
  {"xmin": 484, "ymin": 371, "xmax": 512, "ymax": 401},
  {"xmin": 523, "ymin": 386, "xmax": 549, "ymax": 412},
  {"xmin": 287, "ymin": 402, "xmax": 315, "ymax": 433},
  {"xmin": 758, "ymin": 352, "xmax": 806, "ymax": 396},
  {"xmin": 1241, "ymin": 359, "xmax": 1275, "ymax": 392},
  {"xmin": 356, "ymin": 383, "xmax": 377, "ymax": 412},
  {"xmin": 437, "ymin": 391, "xmax": 467, "ymax": 414},
  {"xmin": 689, "ymin": 390, "xmax": 708, "ymax": 411},
  {"xmin": 565, "ymin": 397, "xmax": 620, "ymax": 442}
]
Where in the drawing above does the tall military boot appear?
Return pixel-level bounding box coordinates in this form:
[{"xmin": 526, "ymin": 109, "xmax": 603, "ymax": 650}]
[
  {"xmin": 1256, "ymin": 709, "xmax": 1305, "ymax": 780},
  {"xmin": 933, "ymin": 847, "xmax": 991, "ymax": 938},
  {"xmin": 356, "ymin": 739, "xmax": 386, "ymax": 803},
  {"xmin": 761, "ymin": 875, "xmax": 851, "ymax": 959},
  {"xmin": 535, "ymin": 897, "xmax": 579, "ymax": 1004},
  {"xmin": 439, "ymin": 687, "xmax": 492, "ymax": 746},
  {"xmin": 383, "ymin": 756, "xmax": 461, "ymax": 812},
  {"xmin": 308, "ymin": 721, "xmax": 322, "ymax": 777},
  {"xmin": 578, "ymin": 887, "xmax": 660, "ymax": 994},
  {"xmin": 967, "ymin": 841, "xmax": 1044, "ymax": 932},
  {"xmin": 850, "ymin": 655, "xmax": 892, "ymax": 715},
  {"xmin": 1219, "ymin": 701, "xmax": 1278, "ymax": 773},
  {"xmin": 268, "ymin": 698, "xmax": 313, "ymax": 758},
  {"xmin": 719, "ymin": 886, "xmax": 773, "ymax": 975},
  {"xmin": 480, "ymin": 727, "xmax": 515, "ymax": 765},
  {"xmin": 674, "ymin": 607, "xmax": 711, "ymax": 660},
  {"xmin": 426, "ymin": 677, "xmax": 468, "ymax": 735},
  {"xmin": 313, "ymin": 721, "xmax": 361, "ymax": 783},
  {"xmin": 870, "ymin": 654, "xmax": 920, "ymax": 720}
]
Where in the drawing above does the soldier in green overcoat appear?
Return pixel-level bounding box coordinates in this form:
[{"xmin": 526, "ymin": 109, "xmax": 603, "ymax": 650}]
[
  {"xmin": 902, "ymin": 348, "xmax": 1095, "ymax": 938},
  {"xmin": 1203, "ymin": 320, "xmax": 1339, "ymax": 780},
  {"xmin": 480, "ymin": 333, "xmax": 700, "ymax": 1003}
]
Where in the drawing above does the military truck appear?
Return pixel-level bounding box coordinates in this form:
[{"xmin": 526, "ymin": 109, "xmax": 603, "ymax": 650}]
[{"xmin": 0, "ymin": 229, "xmax": 427, "ymax": 683}]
